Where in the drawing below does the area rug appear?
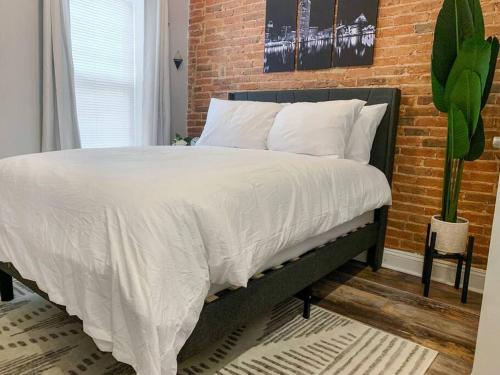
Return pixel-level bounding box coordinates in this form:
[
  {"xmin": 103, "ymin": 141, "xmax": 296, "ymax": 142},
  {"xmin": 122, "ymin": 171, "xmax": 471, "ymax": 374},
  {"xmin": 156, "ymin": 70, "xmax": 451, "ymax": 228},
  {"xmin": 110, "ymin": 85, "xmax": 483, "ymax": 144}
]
[{"xmin": 0, "ymin": 282, "xmax": 437, "ymax": 374}]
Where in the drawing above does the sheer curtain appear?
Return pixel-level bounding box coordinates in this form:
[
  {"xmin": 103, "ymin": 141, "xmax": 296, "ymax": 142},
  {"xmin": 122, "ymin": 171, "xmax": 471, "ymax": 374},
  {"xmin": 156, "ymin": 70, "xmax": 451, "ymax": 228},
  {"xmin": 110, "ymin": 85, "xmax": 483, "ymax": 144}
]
[
  {"xmin": 142, "ymin": 0, "xmax": 171, "ymax": 146},
  {"xmin": 42, "ymin": 0, "xmax": 81, "ymax": 152},
  {"xmin": 69, "ymin": 0, "xmax": 170, "ymax": 148}
]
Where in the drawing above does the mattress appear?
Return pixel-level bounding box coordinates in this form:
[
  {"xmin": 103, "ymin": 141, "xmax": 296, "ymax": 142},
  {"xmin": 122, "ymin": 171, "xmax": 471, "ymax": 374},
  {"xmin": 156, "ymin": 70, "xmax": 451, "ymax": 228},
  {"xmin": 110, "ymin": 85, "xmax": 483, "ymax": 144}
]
[
  {"xmin": 209, "ymin": 210, "xmax": 374, "ymax": 294},
  {"xmin": 0, "ymin": 146, "xmax": 392, "ymax": 374}
]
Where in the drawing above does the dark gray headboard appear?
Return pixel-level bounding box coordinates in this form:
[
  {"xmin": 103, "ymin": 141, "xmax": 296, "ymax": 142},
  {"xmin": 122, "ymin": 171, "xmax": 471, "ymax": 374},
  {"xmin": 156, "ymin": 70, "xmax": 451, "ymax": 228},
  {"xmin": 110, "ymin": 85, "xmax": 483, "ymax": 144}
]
[{"xmin": 229, "ymin": 88, "xmax": 401, "ymax": 184}]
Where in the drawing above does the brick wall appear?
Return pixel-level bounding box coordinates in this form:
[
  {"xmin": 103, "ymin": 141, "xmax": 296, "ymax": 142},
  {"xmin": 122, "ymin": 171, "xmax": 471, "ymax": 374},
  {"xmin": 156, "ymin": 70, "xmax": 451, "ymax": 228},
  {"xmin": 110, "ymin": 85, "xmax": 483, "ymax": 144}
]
[{"xmin": 188, "ymin": 0, "xmax": 500, "ymax": 268}]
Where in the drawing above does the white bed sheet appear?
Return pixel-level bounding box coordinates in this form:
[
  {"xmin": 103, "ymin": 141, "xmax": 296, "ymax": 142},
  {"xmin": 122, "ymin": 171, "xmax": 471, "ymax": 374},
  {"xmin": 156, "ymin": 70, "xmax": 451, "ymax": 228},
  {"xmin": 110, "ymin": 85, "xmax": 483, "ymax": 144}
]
[
  {"xmin": 0, "ymin": 146, "xmax": 391, "ymax": 374},
  {"xmin": 209, "ymin": 211, "xmax": 374, "ymax": 294}
]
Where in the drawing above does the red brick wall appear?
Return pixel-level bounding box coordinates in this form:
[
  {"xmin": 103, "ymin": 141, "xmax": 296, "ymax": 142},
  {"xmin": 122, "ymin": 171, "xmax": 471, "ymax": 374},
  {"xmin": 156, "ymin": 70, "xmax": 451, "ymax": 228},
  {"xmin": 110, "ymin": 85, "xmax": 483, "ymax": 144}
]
[{"xmin": 188, "ymin": 0, "xmax": 500, "ymax": 268}]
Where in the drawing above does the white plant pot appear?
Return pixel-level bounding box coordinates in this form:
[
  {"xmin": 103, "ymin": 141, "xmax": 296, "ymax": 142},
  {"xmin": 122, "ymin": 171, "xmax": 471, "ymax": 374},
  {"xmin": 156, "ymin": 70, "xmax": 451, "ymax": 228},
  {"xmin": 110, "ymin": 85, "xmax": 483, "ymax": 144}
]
[{"xmin": 430, "ymin": 215, "xmax": 469, "ymax": 254}]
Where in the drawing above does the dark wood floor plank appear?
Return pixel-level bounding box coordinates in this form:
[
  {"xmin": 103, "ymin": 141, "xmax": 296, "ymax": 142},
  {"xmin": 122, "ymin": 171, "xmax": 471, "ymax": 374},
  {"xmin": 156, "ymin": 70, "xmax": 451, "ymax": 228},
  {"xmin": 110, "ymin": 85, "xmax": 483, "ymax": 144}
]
[
  {"xmin": 332, "ymin": 261, "xmax": 483, "ymax": 313},
  {"xmin": 425, "ymin": 353, "xmax": 472, "ymax": 375},
  {"xmin": 315, "ymin": 273, "xmax": 479, "ymax": 341},
  {"xmin": 318, "ymin": 270, "xmax": 480, "ymax": 323},
  {"xmin": 312, "ymin": 260, "xmax": 479, "ymax": 375}
]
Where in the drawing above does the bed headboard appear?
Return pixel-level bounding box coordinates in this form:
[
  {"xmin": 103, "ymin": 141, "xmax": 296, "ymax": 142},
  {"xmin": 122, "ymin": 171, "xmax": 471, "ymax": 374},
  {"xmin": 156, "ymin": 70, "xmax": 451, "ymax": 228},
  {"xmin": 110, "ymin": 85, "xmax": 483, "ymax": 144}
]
[{"xmin": 228, "ymin": 88, "xmax": 401, "ymax": 184}]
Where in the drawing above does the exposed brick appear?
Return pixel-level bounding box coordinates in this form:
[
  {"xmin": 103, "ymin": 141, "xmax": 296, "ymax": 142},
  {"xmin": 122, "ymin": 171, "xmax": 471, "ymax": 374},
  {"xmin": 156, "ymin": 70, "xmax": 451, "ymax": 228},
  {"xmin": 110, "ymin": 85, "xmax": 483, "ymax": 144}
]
[
  {"xmin": 188, "ymin": 0, "xmax": 500, "ymax": 269},
  {"xmin": 414, "ymin": 22, "xmax": 434, "ymax": 34}
]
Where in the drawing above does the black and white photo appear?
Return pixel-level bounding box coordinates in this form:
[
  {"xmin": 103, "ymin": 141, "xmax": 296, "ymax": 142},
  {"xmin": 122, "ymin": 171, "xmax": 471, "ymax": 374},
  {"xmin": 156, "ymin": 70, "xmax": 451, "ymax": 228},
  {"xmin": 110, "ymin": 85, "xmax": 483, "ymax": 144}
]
[
  {"xmin": 333, "ymin": 0, "xmax": 379, "ymax": 67},
  {"xmin": 264, "ymin": 0, "xmax": 298, "ymax": 73},
  {"xmin": 297, "ymin": 0, "xmax": 335, "ymax": 70}
]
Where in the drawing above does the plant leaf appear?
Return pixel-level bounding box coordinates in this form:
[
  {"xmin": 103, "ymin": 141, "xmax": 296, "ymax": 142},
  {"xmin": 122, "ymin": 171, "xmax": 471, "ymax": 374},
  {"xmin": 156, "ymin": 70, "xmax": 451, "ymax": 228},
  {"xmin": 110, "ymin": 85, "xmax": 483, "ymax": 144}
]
[
  {"xmin": 432, "ymin": 68, "xmax": 448, "ymax": 112},
  {"xmin": 448, "ymin": 104, "xmax": 471, "ymax": 159},
  {"xmin": 449, "ymin": 69, "xmax": 482, "ymax": 135},
  {"xmin": 465, "ymin": 115, "xmax": 485, "ymax": 161},
  {"xmin": 431, "ymin": 0, "xmax": 475, "ymax": 88},
  {"xmin": 468, "ymin": 0, "xmax": 485, "ymax": 39},
  {"xmin": 481, "ymin": 36, "xmax": 499, "ymax": 109},
  {"xmin": 444, "ymin": 37, "xmax": 491, "ymax": 107}
]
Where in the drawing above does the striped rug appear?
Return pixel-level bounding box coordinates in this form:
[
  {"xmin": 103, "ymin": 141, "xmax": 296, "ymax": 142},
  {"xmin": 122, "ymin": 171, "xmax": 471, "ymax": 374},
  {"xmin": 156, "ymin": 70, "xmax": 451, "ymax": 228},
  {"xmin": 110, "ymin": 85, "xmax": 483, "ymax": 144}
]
[
  {"xmin": 179, "ymin": 299, "xmax": 437, "ymax": 375},
  {"xmin": 0, "ymin": 282, "xmax": 437, "ymax": 374}
]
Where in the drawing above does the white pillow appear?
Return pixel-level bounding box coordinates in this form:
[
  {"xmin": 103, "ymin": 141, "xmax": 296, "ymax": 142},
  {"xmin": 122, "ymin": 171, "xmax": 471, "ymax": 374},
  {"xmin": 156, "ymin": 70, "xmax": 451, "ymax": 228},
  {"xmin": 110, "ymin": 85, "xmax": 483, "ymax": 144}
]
[
  {"xmin": 345, "ymin": 104, "xmax": 388, "ymax": 164},
  {"xmin": 267, "ymin": 99, "xmax": 366, "ymax": 157},
  {"xmin": 196, "ymin": 98, "xmax": 283, "ymax": 149}
]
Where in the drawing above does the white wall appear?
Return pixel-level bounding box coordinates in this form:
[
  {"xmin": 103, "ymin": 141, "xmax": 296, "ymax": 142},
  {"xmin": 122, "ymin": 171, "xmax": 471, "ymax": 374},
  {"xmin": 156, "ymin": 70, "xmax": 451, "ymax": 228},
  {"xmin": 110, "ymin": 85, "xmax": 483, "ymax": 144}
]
[
  {"xmin": 472, "ymin": 179, "xmax": 500, "ymax": 375},
  {"xmin": 0, "ymin": 0, "xmax": 42, "ymax": 158},
  {"xmin": 168, "ymin": 0, "xmax": 189, "ymax": 138}
]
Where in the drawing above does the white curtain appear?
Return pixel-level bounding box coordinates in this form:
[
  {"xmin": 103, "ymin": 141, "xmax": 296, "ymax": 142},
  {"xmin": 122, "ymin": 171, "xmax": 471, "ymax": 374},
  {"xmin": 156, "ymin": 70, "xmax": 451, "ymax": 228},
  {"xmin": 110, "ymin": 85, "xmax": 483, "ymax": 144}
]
[
  {"xmin": 42, "ymin": 0, "xmax": 81, "ymax": 152},
  {"xmin": 142, "ymin": 0, "xmax": 171, "ymax": 146}
]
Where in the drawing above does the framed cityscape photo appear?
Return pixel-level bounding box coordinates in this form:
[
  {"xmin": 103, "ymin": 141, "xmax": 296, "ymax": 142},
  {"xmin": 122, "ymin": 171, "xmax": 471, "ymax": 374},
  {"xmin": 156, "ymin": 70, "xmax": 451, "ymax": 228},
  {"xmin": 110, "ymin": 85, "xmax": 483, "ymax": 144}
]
[
  {"xmin": 333, "ymin": 0, "xmax": 379, "ymax": 67},
  {"xmin": 264, "ymin": 0, "xmax": 298, "ymax": 73},
  {"xmin": 297, "ymin": 0, "xmax": 335, "ymax": 70}
]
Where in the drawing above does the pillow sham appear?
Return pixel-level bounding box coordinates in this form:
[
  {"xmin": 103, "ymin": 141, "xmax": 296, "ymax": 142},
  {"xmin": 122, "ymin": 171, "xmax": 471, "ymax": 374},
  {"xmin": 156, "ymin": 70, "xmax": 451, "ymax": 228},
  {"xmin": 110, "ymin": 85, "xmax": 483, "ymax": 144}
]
[
  {"xmin": 196, "ymin": 98, "xmax": 284, "ymax": 149},
  {"xmin": 345, "ymin": 103, "xmax": 388, "ymax": 164},
  {"xmin": 267, "ymin": 99, "xmax": 366, "ymax": 157}
]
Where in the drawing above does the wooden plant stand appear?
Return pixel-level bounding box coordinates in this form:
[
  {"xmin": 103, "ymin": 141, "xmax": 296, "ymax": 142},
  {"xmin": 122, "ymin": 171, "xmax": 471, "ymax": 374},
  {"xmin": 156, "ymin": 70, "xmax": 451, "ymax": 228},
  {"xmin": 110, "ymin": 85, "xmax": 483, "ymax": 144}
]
[{"xmin": 422, "ymin": 224, "xmax": 474, "ymax": 303}]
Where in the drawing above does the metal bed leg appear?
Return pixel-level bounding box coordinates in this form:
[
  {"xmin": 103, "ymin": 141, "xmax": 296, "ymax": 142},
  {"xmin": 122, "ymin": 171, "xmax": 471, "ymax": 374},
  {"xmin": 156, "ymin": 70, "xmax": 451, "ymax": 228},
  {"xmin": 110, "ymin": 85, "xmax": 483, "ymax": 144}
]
[
  {"xmin": 0, "ymin": 270, "xmax": 14, "ymax": 302},
  {"xmin": 368, "ymin": 207, "xmax": 389, "ymax": 272},
  {"xmin": 368, "ymin": 243, "xmax": 384, "ymax": 272},
  {"xmin": 301, "ymin": 286, "xmax": 312, "ymax": 319}
]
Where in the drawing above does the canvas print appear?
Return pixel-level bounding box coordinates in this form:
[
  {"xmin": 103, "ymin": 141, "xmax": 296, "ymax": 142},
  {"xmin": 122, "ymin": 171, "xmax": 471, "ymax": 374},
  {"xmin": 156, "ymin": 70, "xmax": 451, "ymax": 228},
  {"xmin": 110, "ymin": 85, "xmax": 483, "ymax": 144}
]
[
  {"xmin": 333, "ymin": 0, "xmax": 379, "ymax": 67},
  {"xmin": 264, "ymin": 0, "xmax": 298, "ymax": 73},
  {"xmin": 297, "ymin": 0, "xmax": 335, "ymax": 70}
]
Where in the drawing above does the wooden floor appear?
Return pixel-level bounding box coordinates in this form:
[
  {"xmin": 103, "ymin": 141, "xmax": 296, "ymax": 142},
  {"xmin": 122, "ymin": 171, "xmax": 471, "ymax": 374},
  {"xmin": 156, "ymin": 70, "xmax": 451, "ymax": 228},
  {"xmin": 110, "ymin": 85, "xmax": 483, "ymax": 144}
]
[{"xmin": 311, "ymin": 260, "xmax": 482, "ymax": 375}]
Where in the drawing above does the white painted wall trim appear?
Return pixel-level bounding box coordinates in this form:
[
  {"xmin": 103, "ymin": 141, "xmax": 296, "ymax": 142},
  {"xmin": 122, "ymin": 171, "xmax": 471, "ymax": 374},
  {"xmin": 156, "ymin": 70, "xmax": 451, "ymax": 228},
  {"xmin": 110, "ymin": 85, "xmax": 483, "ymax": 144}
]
[{"xmin": 356, "ymin": 248, "xmax": 485, "ymax": 294}]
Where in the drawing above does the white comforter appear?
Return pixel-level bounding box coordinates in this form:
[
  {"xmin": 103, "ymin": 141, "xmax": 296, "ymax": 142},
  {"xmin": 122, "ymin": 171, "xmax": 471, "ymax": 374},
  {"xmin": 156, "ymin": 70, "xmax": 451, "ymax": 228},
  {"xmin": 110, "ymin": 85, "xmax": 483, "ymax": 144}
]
[{"xmin": 0, "ymin": 146, "xmax": 391, "ymax": 374}]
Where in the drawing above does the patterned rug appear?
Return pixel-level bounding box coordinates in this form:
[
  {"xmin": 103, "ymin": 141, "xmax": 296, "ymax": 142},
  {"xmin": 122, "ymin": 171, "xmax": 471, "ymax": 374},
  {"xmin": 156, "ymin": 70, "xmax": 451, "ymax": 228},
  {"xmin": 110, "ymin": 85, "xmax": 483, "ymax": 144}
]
[{"xmin": 0, "ymin": 282, "xmax": 437, "ymax": 374}]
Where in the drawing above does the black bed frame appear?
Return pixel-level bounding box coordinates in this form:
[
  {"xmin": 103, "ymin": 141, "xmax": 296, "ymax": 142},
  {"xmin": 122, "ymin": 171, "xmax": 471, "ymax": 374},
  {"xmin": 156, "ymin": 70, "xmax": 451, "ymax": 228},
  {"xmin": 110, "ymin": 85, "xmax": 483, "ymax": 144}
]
[{"xmin": 0, "ymin": 87, "xmax": 401, "ymax": 363}]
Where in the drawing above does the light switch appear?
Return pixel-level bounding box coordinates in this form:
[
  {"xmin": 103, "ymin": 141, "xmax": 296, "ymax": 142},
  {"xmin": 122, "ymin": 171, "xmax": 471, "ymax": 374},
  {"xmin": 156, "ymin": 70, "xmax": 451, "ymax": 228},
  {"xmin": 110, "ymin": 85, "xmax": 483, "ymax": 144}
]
[{"xmin": 493, "ymin": 137, "xmax": 500, "ymax": 150}]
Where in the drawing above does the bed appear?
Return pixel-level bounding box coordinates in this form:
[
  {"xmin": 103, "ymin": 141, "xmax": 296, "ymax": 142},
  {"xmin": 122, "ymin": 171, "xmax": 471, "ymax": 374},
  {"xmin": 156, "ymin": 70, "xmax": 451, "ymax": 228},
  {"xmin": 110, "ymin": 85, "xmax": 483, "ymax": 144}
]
[{"xmin": 0, "ymin": 87, "xmax": 400, "ymax": 374}]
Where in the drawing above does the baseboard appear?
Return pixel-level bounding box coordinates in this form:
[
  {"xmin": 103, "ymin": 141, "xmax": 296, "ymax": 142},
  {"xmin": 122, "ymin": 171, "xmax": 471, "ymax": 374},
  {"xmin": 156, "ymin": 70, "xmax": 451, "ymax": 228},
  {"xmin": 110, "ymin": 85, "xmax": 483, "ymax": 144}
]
[{"xmin": 355, "ymin": 248, "xmax": 485, "ymax": 294}]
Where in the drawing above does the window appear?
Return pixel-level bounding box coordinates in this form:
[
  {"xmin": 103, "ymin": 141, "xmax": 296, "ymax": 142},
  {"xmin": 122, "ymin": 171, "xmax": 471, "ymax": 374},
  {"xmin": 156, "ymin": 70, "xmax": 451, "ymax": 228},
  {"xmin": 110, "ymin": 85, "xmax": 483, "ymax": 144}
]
[{"xmin": 70, "ymin": 0, "xmax": 144, "ymax": 148}]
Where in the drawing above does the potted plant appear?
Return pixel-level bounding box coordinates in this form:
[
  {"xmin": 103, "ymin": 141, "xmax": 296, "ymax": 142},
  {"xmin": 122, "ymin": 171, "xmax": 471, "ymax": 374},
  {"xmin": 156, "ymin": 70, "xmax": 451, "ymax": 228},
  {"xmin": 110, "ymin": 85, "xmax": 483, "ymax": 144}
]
[
  {"xmin": 172, "ymin": 134, "xmax": 196, "ymax": 146},
  {"xmin": 430, "ymin": 0, "xmax": 498, "ymax": 253}
]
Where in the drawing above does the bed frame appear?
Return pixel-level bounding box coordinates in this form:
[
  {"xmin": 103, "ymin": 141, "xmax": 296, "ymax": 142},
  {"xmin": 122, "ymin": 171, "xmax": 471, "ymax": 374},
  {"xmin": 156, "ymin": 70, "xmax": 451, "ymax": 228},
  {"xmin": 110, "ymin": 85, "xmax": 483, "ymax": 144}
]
[{"xmin": 0, "ymin": 87, "xmax": 401, "ymax": 363}]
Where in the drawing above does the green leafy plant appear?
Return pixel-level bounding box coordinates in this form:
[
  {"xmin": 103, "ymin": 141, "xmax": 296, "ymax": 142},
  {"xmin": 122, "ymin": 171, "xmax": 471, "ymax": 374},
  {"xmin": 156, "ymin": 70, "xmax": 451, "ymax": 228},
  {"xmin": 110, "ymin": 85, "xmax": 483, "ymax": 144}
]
[
  {"xmin": 431, "ymin": 0, "xmax": 498, "ymax": 223},
  {"xmin": 172, "ymin": 134, "xmax": 193, "ymax": 146}
]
